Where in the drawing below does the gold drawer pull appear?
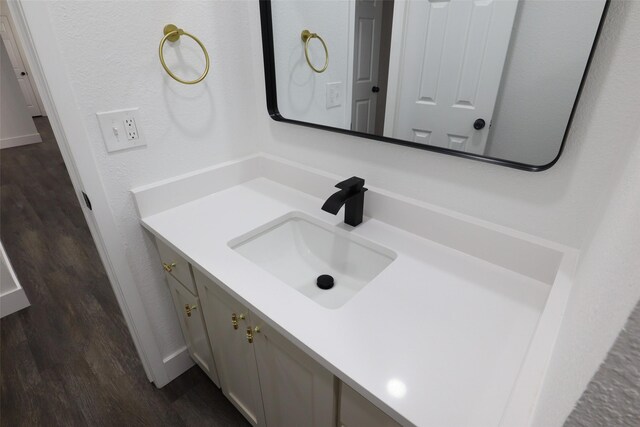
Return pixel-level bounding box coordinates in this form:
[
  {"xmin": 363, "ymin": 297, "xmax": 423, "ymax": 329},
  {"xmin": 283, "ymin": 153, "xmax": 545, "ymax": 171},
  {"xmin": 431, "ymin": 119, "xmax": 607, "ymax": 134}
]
[
  {"xmin": 232, "ymin": 313, "xmax": 245, "ymax": 330},
  {"xmin": 184, "ymin": 304, "xmax": 197, "ymax": 317},
  {"xmin": 162, "ymin": 262, "xmax": 176, "ymax": 273},
  {"xmin": 246, "ymin": 326, "xmax": 260, "ymax": 344}
]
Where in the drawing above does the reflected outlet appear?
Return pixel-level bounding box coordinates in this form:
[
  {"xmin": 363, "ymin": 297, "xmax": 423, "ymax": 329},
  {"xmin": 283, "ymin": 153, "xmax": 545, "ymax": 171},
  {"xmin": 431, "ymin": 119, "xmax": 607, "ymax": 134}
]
[{"xmin": 326, "ymin": 82, "xmax": 342, "ymax": 109}]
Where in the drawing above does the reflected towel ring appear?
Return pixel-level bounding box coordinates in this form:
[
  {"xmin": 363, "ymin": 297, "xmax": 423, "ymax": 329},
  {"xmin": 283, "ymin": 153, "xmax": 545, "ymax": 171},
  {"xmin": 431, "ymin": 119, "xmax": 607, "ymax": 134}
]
[
  {"xmin": 301, "ymin": 29, "xmax": 328, "ymax": 73},
  {"xmin": 159, "ymin": 24, "xmax": 210, "ymax": 85}
]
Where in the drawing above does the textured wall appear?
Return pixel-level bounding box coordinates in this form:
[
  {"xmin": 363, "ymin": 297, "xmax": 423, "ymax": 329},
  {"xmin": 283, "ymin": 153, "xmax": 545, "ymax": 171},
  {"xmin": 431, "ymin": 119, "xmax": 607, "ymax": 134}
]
[
  {"xmin": 565, "ymin": 300, "xmax": 640, "ymax": 426},
  {"xmin": 529, "ymin": 3, "xmax": 640, "ymax": 424},
  {"xmin": 45, "ymin": 0, "xmax": 259, "ymax": 358}
]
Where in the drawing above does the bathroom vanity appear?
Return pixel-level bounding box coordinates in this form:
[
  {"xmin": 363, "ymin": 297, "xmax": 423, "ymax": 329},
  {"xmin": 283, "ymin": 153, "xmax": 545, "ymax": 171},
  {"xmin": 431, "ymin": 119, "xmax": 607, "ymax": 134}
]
[{"xmin": 133, "ymin": 155, "xmax": 578, "ymax": 427}]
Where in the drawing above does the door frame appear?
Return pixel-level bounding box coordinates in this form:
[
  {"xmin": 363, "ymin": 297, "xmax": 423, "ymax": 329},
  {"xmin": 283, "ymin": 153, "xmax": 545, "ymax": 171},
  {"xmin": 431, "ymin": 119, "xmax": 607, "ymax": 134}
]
[
  {"xmin": 0, "ymin": 0, "xmax": 45, "ymax": 116},
  {"xmin": 7, "ymin": 0, "xmax": 170, "ymax": 386}
]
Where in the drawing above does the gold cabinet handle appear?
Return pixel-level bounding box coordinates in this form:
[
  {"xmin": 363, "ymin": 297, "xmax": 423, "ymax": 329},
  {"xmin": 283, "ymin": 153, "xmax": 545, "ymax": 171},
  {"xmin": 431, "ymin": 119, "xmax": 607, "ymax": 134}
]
[
  {"xmin": 246, "ymin": 326, "xmax": 253, "ymax": 344},
  {"xmin": 184, "ymin": 304, "xmax": 197, "ymax": 317},
  {"xmin": 162, "ymin": 262, "xmax": 176, "ymax": 273},
  {"xmin": 231, "ymin": 313, "xmax": 246, "ymax": 329}
]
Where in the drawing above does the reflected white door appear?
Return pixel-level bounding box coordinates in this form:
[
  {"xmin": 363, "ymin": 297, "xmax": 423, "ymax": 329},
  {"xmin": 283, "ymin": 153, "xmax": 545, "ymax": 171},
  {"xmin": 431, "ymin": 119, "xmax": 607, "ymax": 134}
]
[
  {"xmin": 351, "ymin": 0, "xmax": 383, "ymax": 133},
  {"xmin": 0, "ymin": 16, "xmax": 42, "ymax": 117},
  {"xmin": 387, "ymin": 0, "xmax": 517, "ymax": 154}
]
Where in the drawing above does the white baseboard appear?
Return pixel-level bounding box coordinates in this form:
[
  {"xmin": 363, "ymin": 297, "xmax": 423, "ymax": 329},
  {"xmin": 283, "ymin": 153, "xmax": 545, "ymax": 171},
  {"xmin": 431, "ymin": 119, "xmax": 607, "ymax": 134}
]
[
  {"xmin": 0, "ymin": 287, "xmax": 30, "ymax": 318},
  {"xmin": 0, "ymin": 242, "xmax": 30, "ymax": 318},
  {"xmin": 0, "ymin": 133, "xmax": 42, "ymax": 149},
  {"xmin": 158, "ymin": 346, "xmax": 194, "ymax": 387}
]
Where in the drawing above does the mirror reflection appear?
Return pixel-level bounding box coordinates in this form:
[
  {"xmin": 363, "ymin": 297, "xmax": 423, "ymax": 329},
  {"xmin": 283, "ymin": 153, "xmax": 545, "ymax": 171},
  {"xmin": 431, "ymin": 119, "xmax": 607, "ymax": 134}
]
[{"xmin": 267, "ymin": 0, "xmax": 606, "ymax": 168}]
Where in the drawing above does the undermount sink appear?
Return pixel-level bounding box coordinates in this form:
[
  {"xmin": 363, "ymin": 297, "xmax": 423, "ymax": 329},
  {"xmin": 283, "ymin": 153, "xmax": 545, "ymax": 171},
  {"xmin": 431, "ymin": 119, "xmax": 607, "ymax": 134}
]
[{"xmin": 229, "ymin": 212, "xmax": 396, "ymax": 309}]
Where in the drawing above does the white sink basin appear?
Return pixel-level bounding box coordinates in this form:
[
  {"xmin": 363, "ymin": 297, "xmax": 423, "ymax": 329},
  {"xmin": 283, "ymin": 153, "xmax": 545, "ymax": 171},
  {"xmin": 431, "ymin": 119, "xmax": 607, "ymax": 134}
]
[{"xmin": 229, "ymin": 212, "xmax": 397, "ymax": 309}]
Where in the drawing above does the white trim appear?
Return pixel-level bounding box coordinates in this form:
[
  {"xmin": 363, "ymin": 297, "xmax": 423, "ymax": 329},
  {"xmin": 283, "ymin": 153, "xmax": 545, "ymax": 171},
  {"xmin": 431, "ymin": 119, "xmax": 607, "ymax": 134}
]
[
  {"xmin": 383, "ymin": 0, "xmax": 406, "ymax": 138},
  {"xmin": 0, "ymin": 132, "xmax": 41, "ymax": 149},
  {"xmin": 0, "ymin": 242, "xmax": 30, "ymax": 318},
  {"xmin": 162, "ymin": 346, "xmax": 194, "ymax": 381},
  {"xmin": 7, "ymin": 0, "xmax": 171, "ymax": 387},
  {"xmin": 0, "ymin": 287, "xmax": 29, "ymax": 317}
]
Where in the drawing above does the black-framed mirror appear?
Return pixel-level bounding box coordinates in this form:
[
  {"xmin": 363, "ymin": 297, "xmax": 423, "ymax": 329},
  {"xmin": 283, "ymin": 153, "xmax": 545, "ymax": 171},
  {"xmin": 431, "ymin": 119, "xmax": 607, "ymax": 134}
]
[{"xmin": 259, "ymin": 0, "xmax": 608, "ymax": 171}]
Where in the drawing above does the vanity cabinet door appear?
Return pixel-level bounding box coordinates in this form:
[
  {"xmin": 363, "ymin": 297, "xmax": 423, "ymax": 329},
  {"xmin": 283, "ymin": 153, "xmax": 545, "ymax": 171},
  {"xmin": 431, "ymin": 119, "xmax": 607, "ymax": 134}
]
[
  {"xmin": 339, "ymin": 383, "xmax": 401, "ymax": 427},
  {"xmin": 193, "ymin": 269, "xmax": 266, "ymax": 427},
  {"xmin": 166, "ymin": 274, "xmax": 220, "ymax": 387},
  {"xmin": 252, "ymin": 316, "xmax": 335, "ymax": 427}
]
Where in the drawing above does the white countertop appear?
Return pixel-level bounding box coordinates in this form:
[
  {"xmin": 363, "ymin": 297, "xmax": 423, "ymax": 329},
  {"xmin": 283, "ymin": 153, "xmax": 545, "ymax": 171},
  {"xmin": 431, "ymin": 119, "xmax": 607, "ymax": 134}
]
[{"xmin": 141, "ymin": 177, "xmax": 551, "ymax": 426}]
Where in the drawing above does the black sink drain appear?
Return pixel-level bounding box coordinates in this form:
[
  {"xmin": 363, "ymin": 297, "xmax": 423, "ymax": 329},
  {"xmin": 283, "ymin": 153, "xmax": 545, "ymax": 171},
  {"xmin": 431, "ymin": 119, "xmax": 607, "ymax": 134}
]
[{"xmin": 316, "ymin": 274, "xmax": 334, "ymax": 290}]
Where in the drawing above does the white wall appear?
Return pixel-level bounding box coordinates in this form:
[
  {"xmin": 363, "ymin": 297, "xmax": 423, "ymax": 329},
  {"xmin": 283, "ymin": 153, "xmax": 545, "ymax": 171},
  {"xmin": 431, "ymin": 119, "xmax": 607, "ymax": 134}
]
[
  {"xmin": 486, "ymin": 0, "xmax": 605, "ymax": 165},
  {"xmin": 271, "ymin": 0, "xmax": 352, "ymax": 128},
  {"xmin": 31, "ymin": 0, "xmax": 640, "ymax": 422},
  {"xmin": 535, "ymin": 133, "xmax": 640, "ymax": 426},
  {"xmin": 43, "ymin": 0, "xmax": 259, "ymax": 362},
  {"xmin": 0, "ymin": 40, "xmax": 40, "ymax": 148}
]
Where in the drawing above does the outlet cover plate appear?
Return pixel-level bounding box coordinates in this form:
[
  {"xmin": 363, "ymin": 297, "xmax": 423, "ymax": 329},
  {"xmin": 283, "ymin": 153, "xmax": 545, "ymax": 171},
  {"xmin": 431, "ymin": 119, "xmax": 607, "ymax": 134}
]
[
  {"xmin": 326, "ymin": 82, "xmax": 342, "ymax": 109},
  {"xmin": 96, "ymin": 108, "xmax": 146, "ymax": 152}
]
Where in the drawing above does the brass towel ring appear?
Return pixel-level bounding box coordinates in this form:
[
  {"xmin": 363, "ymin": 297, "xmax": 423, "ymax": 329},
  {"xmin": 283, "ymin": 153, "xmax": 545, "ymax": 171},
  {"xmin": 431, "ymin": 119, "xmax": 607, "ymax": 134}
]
[
  {"xmin": 301, "ymin": 29, "xmax": 328, "ymax": 73},
  {"xmin": 159, "ymin": 24, "xmax": 210, "ymax": 85}
]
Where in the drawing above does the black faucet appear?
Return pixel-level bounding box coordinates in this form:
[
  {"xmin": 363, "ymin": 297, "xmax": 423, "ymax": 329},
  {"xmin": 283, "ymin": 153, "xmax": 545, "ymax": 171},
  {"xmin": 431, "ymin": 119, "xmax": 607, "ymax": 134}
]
[{"xmin": 321, "ymin": 177, "xmax": 368, "ymax": 227}]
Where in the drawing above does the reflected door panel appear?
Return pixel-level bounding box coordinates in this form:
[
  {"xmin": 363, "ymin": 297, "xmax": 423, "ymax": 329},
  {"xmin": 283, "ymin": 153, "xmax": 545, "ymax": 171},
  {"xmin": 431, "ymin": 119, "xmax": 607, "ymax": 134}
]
[
  {"xmin": 387, "ymin": 0, "xmax": 517, "ymax": 154},
  {"xmin": 351, "ymin": 0, "xmax": 383, "ymax": 133}
]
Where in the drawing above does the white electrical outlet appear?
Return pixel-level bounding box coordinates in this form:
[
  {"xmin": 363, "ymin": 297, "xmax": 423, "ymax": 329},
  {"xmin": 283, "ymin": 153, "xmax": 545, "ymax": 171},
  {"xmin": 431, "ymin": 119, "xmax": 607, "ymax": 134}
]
[
  {"xmin": 124, "ymin": 117, "xmax": 139, "ymax": 141},
  {"xmin": 326, "ymin": 82, "xmax": 342, "ymax": 109},
  {"xmin": 96, "ymin": 108, "xmax": 146, "ymax": 152}
]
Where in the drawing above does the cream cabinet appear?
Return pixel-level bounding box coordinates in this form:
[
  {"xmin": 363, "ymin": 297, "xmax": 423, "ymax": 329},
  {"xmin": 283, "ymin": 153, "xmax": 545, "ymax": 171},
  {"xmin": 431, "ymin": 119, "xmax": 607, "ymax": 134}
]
[
  {"xmin": 339, "ymin": 383, "xmax": 401, "ymax": 427},
  {"xmin": 193, "ymin": 268, "xmax": 335, "ymax": 427},
  {"xmin": 156, "ymin": 239, "xmax": 219, "ymax": 386}
]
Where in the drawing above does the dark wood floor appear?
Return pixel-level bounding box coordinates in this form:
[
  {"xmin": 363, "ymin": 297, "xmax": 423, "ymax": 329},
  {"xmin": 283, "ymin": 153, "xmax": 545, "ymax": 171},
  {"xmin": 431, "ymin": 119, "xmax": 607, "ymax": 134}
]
[{"xmin": 1, "ymin": 117, "xmax": 249, "ymax": 426}]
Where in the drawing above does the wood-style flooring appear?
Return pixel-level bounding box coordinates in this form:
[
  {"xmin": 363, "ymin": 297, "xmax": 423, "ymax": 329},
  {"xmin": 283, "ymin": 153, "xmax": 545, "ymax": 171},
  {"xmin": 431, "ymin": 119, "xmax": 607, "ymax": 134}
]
[{"xmin": 0, "ymin": 117, "xmax": 249, "ymax": 426}]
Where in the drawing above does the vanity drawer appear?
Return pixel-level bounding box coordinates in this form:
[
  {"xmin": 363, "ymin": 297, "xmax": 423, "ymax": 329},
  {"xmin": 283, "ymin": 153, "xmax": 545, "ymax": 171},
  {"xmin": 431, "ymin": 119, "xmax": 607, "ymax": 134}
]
[{"xmin": 156, "ymin": 239, "xmax": 196, "ymax": 294}]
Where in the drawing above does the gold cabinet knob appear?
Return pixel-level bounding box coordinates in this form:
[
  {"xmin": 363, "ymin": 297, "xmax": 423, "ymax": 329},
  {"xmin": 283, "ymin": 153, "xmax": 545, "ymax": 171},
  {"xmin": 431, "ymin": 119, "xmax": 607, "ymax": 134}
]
[
  {"xmin": 162, "ymin": 262, "xmax": 176, "ymax": 273},
  {"xmin": 184, "ymin": 304, "xmax": 197, "ymax": 317},
  {"xmin": 231, "ymin": 313, "xmax": 245, "ymax": 330},
  {"xmin": 246, "ymin": 325, "xmax": 261, "ymax": 343}
]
